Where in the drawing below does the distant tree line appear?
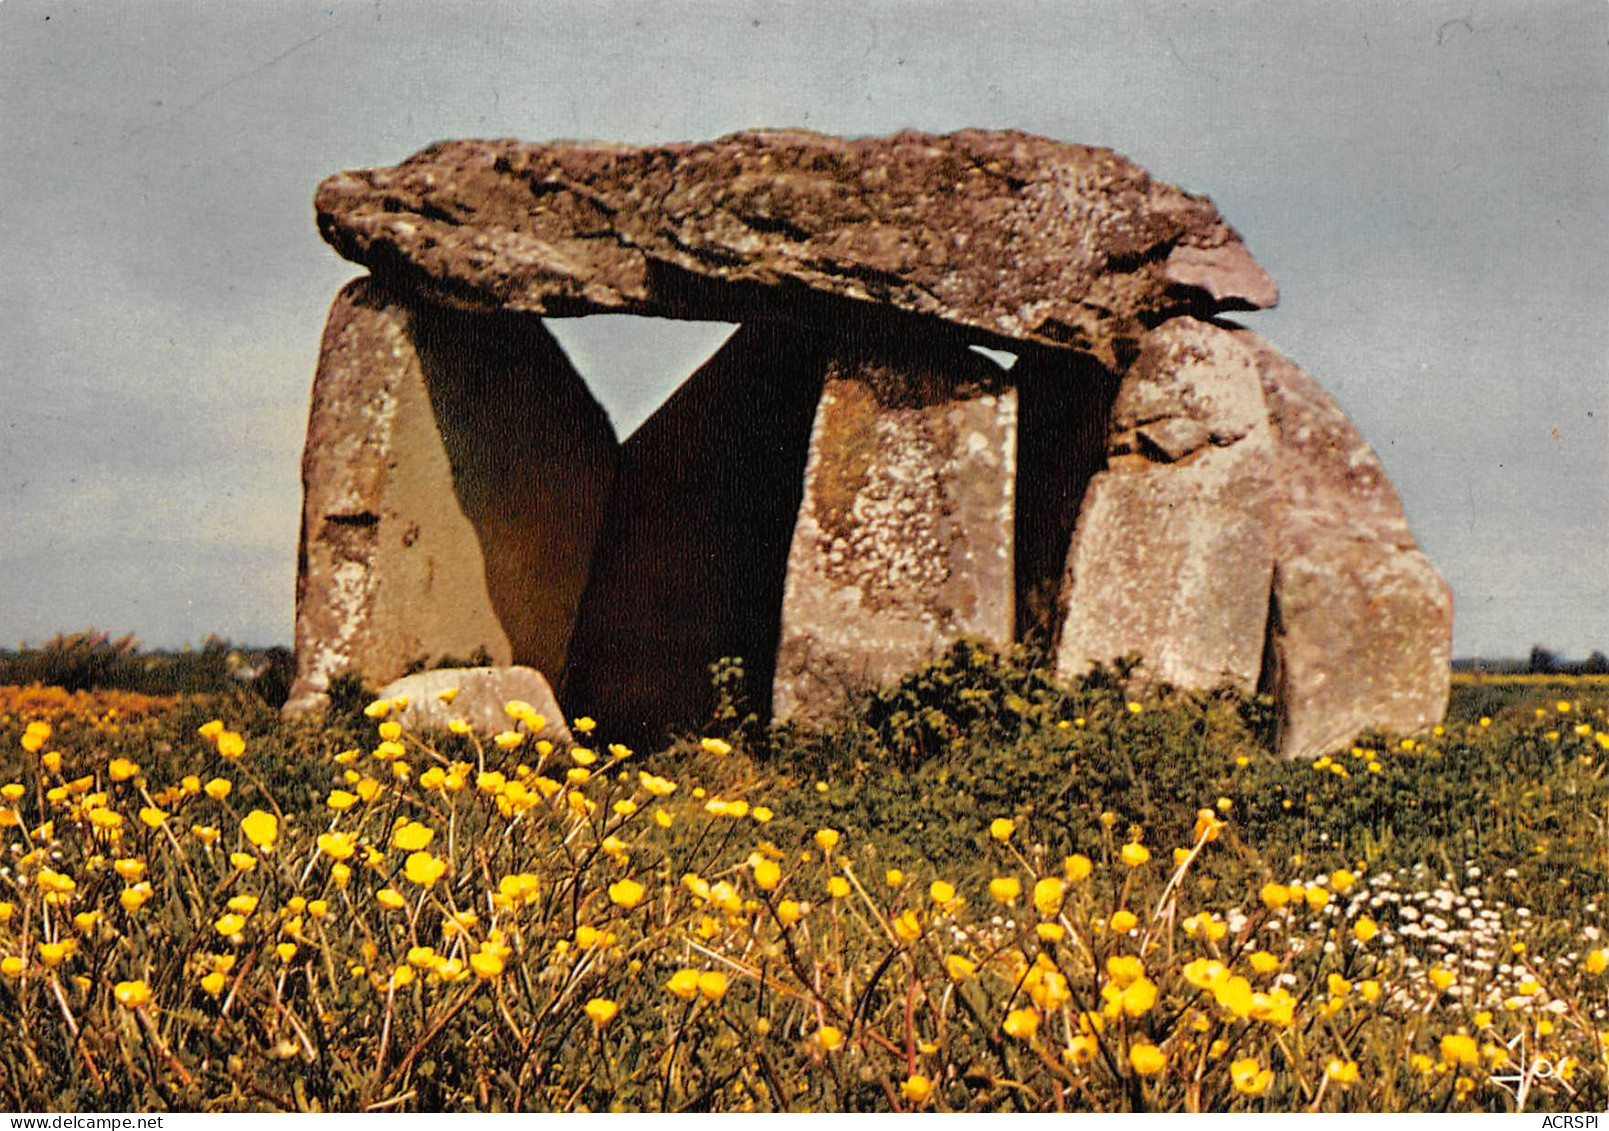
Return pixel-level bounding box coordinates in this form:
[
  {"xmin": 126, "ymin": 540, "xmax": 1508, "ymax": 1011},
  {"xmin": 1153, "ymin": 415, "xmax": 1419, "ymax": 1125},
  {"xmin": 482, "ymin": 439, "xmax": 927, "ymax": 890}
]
[
  {"xmin": 1453, "ymin": 647, "xmax": 1609, "ymax": 675},
  {"xmin": 0, "ymin": 630, "xmax": 293, "ymax": 704}
]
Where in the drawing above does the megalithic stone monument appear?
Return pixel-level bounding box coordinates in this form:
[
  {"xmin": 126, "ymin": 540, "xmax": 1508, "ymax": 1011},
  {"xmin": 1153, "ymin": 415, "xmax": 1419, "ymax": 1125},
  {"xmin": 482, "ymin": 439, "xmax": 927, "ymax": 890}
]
[{"xmin": 288, "ymin": 128, "xmax": 1452, "ymax": 758}]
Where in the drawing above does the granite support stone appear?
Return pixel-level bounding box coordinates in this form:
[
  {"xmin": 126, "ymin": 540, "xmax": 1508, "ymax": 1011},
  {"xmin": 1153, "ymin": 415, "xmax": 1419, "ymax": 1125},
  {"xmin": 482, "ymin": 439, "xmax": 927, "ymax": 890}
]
[
  {"xmin": 285, "ymin": 277, "xmax": 615, "ymax": 714},
  {"xmin": 772, "ymin": 335, "xmax": 1017, "ymax": 726},
  {"xmin": 562, "ymin": 323, "xmax": 827, "ymax": 745},
  {"xmin": 1052, "ymin": 318, "xmax": 1277, "ymax": 691}
]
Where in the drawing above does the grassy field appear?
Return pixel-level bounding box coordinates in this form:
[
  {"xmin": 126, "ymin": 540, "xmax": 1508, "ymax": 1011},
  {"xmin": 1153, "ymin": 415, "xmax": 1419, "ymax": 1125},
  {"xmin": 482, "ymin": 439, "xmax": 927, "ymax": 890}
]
[{"xmin": 0, "ymin": 646, "xmax": 1603, "ymax": 1112}]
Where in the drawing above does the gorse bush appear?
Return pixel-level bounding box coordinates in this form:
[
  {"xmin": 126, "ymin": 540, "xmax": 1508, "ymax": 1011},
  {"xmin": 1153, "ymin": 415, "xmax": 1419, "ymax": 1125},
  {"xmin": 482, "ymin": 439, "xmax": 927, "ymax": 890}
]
[{"xmin": 0, "ymin": 649, "xmax": 1603, "ymax": 1112}]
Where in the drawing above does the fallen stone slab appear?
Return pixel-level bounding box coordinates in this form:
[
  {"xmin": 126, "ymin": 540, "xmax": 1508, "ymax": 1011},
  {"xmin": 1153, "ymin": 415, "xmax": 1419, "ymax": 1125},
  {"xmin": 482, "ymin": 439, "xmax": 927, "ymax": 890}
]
[
  {"xmin": 773, "ymin": 333, "xmax": 1017, "ymax": 726},
  {"xmin": 376, "ymin": 666, "xmax": 573, "ymax": 745},
  {"xmin": 314, "ymin": 129, "xmax": 1277, "ymax": 366}
]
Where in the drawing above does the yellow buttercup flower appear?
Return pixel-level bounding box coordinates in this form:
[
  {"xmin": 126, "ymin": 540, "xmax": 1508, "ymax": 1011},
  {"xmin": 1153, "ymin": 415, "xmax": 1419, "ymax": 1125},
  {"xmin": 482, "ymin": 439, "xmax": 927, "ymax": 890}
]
[
  {"xmin": 391, "ymin": 820, "xmax": 434, "ymax": 852},
  {"xmin": 697, "ymin": 971, "xmax": 728, "ymax": 1001},
  {"xmin": 584, "ymin": 997, "xmax": 618, "ymax": 1027},
  {"xmin": 1231, "ymin": 1057, "xmax": 1272, "ymax": 1095},
  {"xmin": 989, "ymin": 817, "xmax": 1015, "ymax": 841},
  {"xmin": 216, "ymin": 731, "xmax": 246, "ymax": 759},
  {"xmin": 666, "ymin": 969, "xmax": 700, "ymax": 1000},
  {"xmin": 929, "ymin": 880, "xmax": 956, "ymax": 905},
  {"xmin": 1352, "ymin": 917, "xmax": 1378, "ymax": 942},
  {"xmin": 1440, "ymin": 1033, "xmax": 1479, "ymax": 1069},
  {"xmin": 1003, "ymin": 1007, "xmax": 1039, "ymax": 1040},
  {"xmin": 1064, "ymin": 854, "xmax": 1093, "ymax": 882},
  {"xmin": 945, "ymin": 954, "xmax": 977, "ymax": 980},
  {"xmin": 113, "ymin": 980, "xmax": 152, "ymax": 1009},
  {"xmin": 814, "ymin": 828, "xmax": 840, "ymax": 853},
  {"xmin": 1129, "ymin": 1043, "xmax": 1166, "ymax": 1075},
  {"xmin": 608, "ymin": 878, "xmax": 645, "ymax": 909},
  {"xmin": 1033, "ymin": 877, "xmax": 1065, "ymax": 917},
  {"xmin": 816, "ymin": 1026, "xmax": 844, "ymax": 1052},
  {"xmin": 989, "ymin": 877, "xmax": 1021, "ymax": 904},
  {"xmin": 753, "ymin": 859, "xmax": 782, "ymax": 891},
  {"xmin": 470, "ymin": 951, "xmax": 504, "ymax": 980},
  {"xmin": 317, "ymin": 832, "xmax": 356, "ymax": 861},
  {"xmin": 1110, "ymin": 909, "xmax": 1138, "ymax": 934},
  {"xmin": 240, "ymin": 809, "xmax": 277, "ymax": 849},
  {"xmin": 900, "ymin": 1074, "xmax": 932, "ymax": 1103},
  {"xmin": 403, "ymin": 851, "xmax": 446, "ymax": 887},
  {"xmin": 107, "ymin": 757, "xmax": 140, "ymax": 782},
  {"xmin": 1120, "ymin": 842, "xmax": 1151, "ymax": 867}
]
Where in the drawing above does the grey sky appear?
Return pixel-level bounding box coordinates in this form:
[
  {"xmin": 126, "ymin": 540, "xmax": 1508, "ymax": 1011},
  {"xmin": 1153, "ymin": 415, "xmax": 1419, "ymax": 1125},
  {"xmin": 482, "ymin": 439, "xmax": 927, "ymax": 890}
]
[{"xmin": 1, "ymin": 0, "xmax": 1604, "ymax": 658}]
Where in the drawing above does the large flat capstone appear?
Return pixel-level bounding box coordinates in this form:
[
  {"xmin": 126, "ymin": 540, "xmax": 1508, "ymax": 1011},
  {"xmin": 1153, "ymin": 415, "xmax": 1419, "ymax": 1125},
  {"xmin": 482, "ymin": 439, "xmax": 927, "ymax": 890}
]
[{"xmin": 314, "ymin": 129, "xmax": 1277, "ymax": 366}]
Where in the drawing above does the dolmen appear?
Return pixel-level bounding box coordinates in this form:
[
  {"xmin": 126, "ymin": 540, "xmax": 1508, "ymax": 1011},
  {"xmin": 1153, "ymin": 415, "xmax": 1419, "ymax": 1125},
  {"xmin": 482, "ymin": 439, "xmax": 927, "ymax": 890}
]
[{"xmin": 284, "ymin": 129, "xmax": 1452, "ymax": 759}]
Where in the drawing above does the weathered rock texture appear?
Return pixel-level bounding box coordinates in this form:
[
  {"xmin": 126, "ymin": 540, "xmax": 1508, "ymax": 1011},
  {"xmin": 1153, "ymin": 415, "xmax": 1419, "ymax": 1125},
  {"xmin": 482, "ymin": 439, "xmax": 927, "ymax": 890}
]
[
  {"xmin": 562, "ymin": 323, "xmax": 827, "ymax": 744},
  {"xmin": 773, "ymin": 337, "xmax": 1016, "ymax": 726},
  {"xmin": 292, "ymin": 128, "xmax": 1451, "ymax": 759},
  {"xmin": 1240, "ymin": 331, "xmax": 1453, "ymax": 758},
  {"xmin": 286, "ymin": 280, "xmax": 514, "ymax": 714},
  {"xmin": 1054, "ymin": 318, "xmax": 1278, "ymax": 691},
  {"xmin": 377, "ymin": 666, "xmax": 573, "ymax": 744},
  {"xmin": 314, "ymin": 129, "xmax": 1277, "ymax": 366},
  {"xmin": 1052, "ymin": 316, "xmax": 1452, "ymax": 757},
  {"xmin": 285, "ymin": 277, "xmax": 614, "ymax": 714}
]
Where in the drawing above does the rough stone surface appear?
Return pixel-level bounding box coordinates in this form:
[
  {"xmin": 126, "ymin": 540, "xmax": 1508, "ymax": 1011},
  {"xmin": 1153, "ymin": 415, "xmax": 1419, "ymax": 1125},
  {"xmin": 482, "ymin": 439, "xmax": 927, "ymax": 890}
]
[
  {"xmin": 1053, "ymin": 318, "xmax": 1278, "ymax": 691},
  {"xmin": 315, "ymin": 129, "xmax": 1277, "ymax": 366},
  {"xmin": 1053, "ymin": 316, "xmax": 1452, "ymax": 756},
  {"xmin": 562, "ymin": 323, "xmax": 827, "ymax": 745},
  {"xmin": 408, "ymin": 298, "xmax": 617, "ymax": 678},
  {"xmin": 284, "ymin": 277, "xmax": 616, "ymax": 715},
  {"xmin": 376, "ymin": 666, "xmax": 572, "ymax": 744},
  {"xmin": 1238, "ymin": 329, "xmax": 1452, "ymax": 758},
  {"xmin": 773, "ymin": 337, "xmax": 1016, "ymax": 726},
  {"xmin": 285, "ymin": 279, "xmax": 514, "ymax": 715}
]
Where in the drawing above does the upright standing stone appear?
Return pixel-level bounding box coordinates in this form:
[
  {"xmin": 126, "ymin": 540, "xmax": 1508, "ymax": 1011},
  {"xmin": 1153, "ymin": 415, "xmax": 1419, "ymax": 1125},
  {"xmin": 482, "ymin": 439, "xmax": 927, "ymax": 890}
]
[
  {"xmin": 1239, "ymin": 329, "xmax": 1452, "ymax": 758},
  {"xmin": 773, "ymin": 335, "xmax": 1016, "ymax": 726},
  {"xmin": 408, "ymin": 299, "xmax": 617, "ymax": 680},
  {"xmin": 562, "ymin": 323, "xmax": 826, "ymax": 745},
  {"xmin": 1053, "ymin": 317, "xmax": 1277, "ymax": 691},
  {"xmin": 284, "ymin": 277, "xmax": 615, "ymax": 714}
]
